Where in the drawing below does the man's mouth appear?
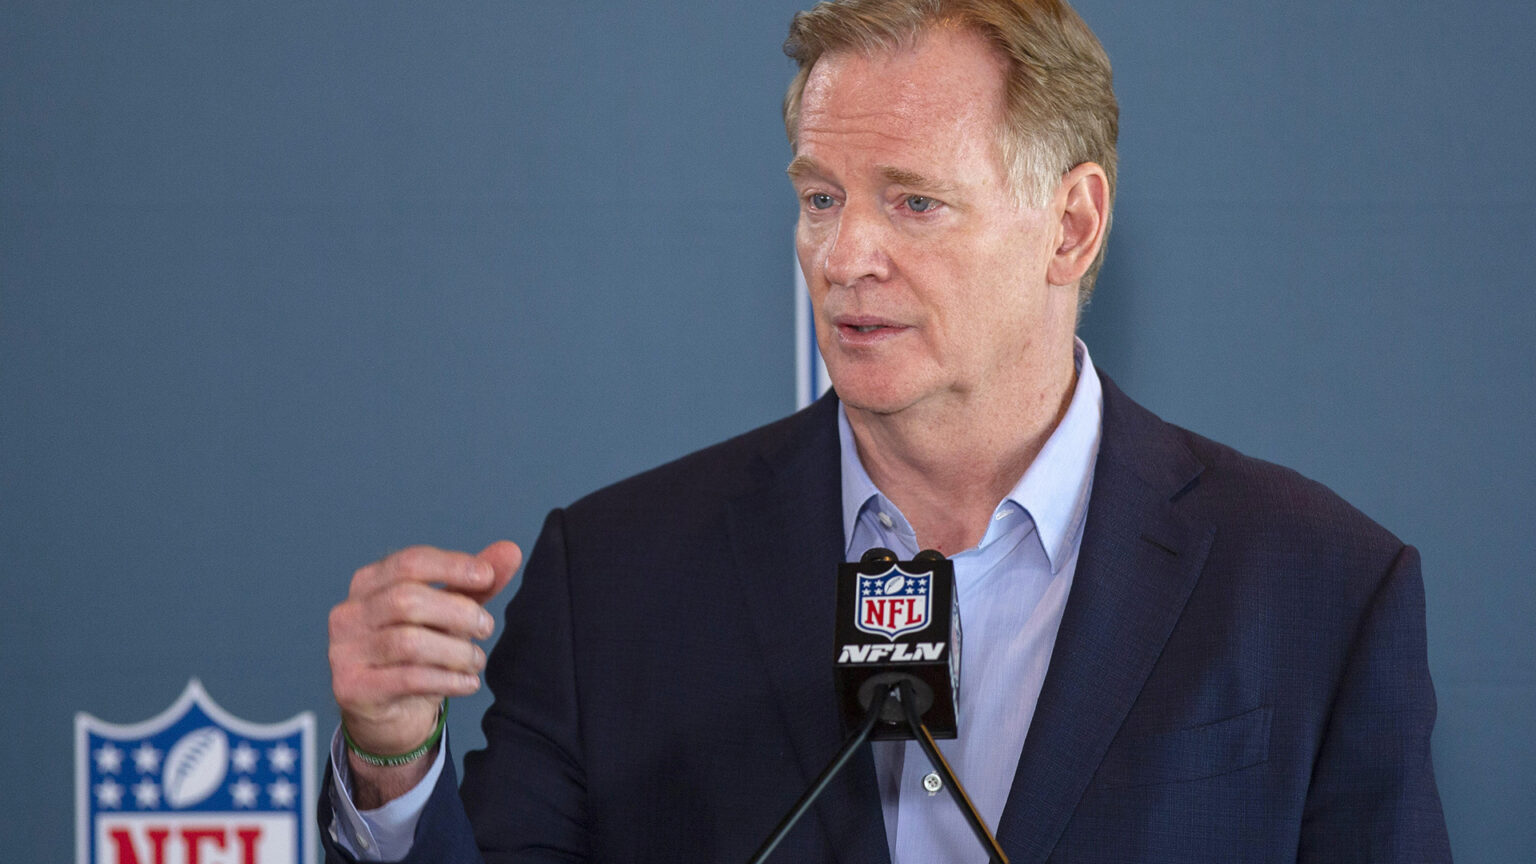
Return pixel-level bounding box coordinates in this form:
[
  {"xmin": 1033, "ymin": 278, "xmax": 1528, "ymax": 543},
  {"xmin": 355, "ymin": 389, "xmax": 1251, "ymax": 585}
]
[
  {"xmin": 835, "ymin": 316, "xmax": 903, "ymax": 334},
  {"xmin": 833, "ymin": 319, "xmax": 908, "ymax": 345}
]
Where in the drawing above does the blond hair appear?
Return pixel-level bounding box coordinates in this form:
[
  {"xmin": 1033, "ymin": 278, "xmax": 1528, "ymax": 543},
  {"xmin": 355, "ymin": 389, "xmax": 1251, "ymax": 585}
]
[{"xmin": 783, "ymin": 0, "xmax": 1118, "ymax": 303}]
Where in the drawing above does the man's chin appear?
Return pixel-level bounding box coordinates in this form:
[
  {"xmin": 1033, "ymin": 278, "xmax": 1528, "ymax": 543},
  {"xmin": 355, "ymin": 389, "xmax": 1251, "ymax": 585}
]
[{"xmin": 828, "ymin": 381, "xmax": 924, "ymax": 418}]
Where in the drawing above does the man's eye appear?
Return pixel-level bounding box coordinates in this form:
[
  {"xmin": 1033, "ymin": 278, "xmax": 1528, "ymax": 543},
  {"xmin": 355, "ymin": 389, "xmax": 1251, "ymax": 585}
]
[
  {"xmin": 905, "ymin": 195, "xmax": 937, "ymax": 213},
  {"xmin": 808, "ymin": 193, "xmax": 836, "ymax": 210}
]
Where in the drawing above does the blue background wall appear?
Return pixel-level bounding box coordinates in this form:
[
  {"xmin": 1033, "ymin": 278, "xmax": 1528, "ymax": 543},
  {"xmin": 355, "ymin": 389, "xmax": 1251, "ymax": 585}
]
[{"xmin": 3, "ymin": 2, "xmax": 1531, "ymax": 860}]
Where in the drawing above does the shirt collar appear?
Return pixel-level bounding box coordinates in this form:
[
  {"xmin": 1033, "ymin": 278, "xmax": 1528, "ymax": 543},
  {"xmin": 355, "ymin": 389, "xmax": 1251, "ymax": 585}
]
[{"xmin": 838, "ymin": 337, "xmax": 1103, "ymax": 573}]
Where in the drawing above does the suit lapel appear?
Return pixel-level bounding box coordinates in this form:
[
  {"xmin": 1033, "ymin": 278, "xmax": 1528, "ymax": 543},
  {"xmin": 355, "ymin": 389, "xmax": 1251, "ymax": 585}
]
[
  {"xmin": 725, "ymin": 394, "xmax": 891, "ymax": 864},
  {"xmin": 995, "ymin": 374, "xmax": 1216, "ymax": 863}
]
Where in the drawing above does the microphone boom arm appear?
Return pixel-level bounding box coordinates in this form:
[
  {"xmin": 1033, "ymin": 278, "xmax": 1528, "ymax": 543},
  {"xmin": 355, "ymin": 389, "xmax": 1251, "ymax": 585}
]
[
  {"xmin": 897, "ymin": 680, "xmax": 1008, "ymax": 863},
  {"xmin": 747, "ymin": 679, "xmax": 1009, "ymax": 864},
  {"xmin": 746, "ymin": 682, "xmax": 895, "ymax": 864}
]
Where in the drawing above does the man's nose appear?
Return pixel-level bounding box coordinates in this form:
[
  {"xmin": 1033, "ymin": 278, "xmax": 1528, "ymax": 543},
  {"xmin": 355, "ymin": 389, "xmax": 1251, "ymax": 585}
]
[{"xmin": 822, "ymin": 203, "xmax": 891, "ymax": 287}]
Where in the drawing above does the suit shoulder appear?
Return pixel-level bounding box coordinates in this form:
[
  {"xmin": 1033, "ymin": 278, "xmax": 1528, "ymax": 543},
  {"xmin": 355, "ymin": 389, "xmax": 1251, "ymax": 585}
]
[
  {"xmin": 1099, "ymin": 373, "xmax": 1405, "ymax": 557},
  {"xmin": 1170, "ymin": 422, "xmax": 1406, "ymax": 561}
]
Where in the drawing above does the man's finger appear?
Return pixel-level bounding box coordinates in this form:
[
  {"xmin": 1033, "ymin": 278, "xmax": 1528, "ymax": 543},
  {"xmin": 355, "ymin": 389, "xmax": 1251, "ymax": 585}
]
[
  {"xmin": 351, "ymin": 546, "xmax": 494, "ymax": 598},
  {"xmin": 465, "ymin": 540, "xmax": 522, "ymax": 605},
  {"xmin": 338, "ymin": 666, "xmax": 483, "ymax": 715},
  {"xmin": 368, "ymin": 625, "xmax": 487, "ymax": 674},
  {"xmin": 365, "ymin": 582, "xmax": 495, "ymax": 639}
]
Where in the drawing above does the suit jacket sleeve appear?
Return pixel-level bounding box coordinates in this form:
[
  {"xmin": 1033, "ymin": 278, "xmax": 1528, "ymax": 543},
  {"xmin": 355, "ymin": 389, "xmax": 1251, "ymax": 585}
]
[
  {"xmin": 1298, "ymin": 544, "xmax": 1452, "ymax": 860},
  {"xmin": 459, "ymin": 507, "xmax": 590, "ymax": 861}
]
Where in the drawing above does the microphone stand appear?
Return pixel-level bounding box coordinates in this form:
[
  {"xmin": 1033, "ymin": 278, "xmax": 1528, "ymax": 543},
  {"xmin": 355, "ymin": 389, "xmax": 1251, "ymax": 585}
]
[
  {"xmin": 747, "ymin": 681, "xmax": 894, "ymax": 864},
  {"xmin": 746, "ymin": 680, "xmax": 1008, "ymax": 864},
  {"xmin": 896, "ymin": 680, "xmax": 1007, "ymax": 863}
]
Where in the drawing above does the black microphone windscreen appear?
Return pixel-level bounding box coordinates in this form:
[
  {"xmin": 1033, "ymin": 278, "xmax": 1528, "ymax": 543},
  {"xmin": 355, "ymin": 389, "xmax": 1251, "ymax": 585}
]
[{"xmin": 833, "ymin": 550, "xmax": 959, "ymax": 740}]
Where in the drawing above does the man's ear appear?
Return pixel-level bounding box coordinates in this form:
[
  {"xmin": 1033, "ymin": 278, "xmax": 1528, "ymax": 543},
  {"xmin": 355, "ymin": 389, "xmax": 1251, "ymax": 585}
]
[{"xmin": 1046, "ymin": 162, "xmax": 1109, "ymax": 287}]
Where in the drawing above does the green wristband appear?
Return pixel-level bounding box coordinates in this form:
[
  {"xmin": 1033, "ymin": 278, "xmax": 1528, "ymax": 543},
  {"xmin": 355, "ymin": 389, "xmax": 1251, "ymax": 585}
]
[{"xmin": 343, "ymin": 699, "xmax": 448, "ymax": 767}]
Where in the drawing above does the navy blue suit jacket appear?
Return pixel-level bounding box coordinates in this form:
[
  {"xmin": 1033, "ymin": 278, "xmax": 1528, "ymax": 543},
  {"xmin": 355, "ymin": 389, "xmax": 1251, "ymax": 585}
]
[{"xmin": 322, "ymin": 373, "xmax": 1451, "ymax": 862}]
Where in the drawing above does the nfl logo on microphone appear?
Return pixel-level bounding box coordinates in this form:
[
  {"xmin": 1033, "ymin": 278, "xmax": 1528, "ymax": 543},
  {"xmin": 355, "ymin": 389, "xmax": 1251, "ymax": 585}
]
[
  {"xmin": 855, "ymin": 565, "xmax": 933, "ymax": 640},
  {"xmin": 75, "ymin": 679, "xmax": 315, "ymax": 864}
]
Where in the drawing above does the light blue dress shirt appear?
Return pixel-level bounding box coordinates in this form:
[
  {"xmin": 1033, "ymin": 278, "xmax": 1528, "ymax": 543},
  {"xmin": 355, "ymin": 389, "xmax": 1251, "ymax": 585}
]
[
  {"xmin": 331, "ymin": 340, "xmax": 1102, "ymax": 863},
  {"xmin": 845, "ymin": 339, "xmax": 1102, "ymax": 861}
]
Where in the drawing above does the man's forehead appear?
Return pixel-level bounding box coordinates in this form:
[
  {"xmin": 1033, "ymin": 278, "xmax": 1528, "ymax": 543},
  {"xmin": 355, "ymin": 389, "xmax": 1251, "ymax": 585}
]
[
  {"xmin": 791, "ymin": 28, "xmax": 1009, "ymax": 188},
  {"xmin": 797, "ymin": 28, "xmax": 1008, "ymax": 138}
]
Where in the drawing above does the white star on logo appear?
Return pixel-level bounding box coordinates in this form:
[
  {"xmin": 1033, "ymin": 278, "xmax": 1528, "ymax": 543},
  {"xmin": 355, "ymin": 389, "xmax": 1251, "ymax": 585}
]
[
  {"xmin": 230, "ymin": 777, "xmax": 259, "ymax": 808},
  {"xmin": 231, "ymin": 741, "xmax": 259, "ymax": 774},
  {"xmin": 132, "ymin": 742, "xmax": 162, "ymax": 774},
  {"xmin": 132, "ymin": 779, "xmax": 160, "ymax": 809},
  {"xmin": 268, "ymin": 778, "xmax": 297, "ymax": 808},
  {"xmin": 95, "ymin": 779, "xmax": 124, "ymax": 808},
  {"xmin": 94, "ymin": 743, "xmax": 123, "ymax": 774},
  {"xmin": 267, "ymin": 742, "xmax": 297, "ymax": 773}
]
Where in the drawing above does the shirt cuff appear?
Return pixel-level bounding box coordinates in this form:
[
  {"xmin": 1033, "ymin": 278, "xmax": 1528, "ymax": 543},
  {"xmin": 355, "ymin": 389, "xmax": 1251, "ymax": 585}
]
[{"xmin": 326, "ymin": 723, "xmax": 447, "ymax": 861}]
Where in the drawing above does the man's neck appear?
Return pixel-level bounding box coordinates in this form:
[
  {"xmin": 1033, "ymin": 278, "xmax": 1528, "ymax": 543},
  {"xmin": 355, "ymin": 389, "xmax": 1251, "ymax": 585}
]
[{"xmin": 846, "ymin": 354, "xmax": 1078, "ymax": 556}]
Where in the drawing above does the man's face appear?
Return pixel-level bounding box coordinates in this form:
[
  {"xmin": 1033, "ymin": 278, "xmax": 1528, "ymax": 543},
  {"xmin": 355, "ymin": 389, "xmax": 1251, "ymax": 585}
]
[{"xmin": 790, "ymin": 27, "xmax": 1074, "ymax": 417}]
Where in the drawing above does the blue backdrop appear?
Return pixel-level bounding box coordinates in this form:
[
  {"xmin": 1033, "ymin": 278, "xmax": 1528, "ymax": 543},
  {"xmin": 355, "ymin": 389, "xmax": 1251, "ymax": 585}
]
[{"xmin": 3, "ymin": 2, "xmax": 1532, "ymax": 860}]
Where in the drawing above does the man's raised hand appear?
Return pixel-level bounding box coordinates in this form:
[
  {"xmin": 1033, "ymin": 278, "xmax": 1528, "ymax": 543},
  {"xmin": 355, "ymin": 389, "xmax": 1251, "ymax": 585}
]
[{"xmin": 327, "ymin": 541, "xmax": 521, "ymax": 803}]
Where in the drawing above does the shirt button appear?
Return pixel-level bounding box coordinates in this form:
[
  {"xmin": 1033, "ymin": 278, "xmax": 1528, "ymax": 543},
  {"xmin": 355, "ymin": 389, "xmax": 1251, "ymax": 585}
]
[
  {"xmin": 922, "ymin": 772, "xmax": 943, "ymax": 795},
  {"xmin": 878, "ymin": 512, "xmax": 895, "ymax": 529},
  {"xmin": 358, "ymin": 836, "xmax": 371, "ymax": 849}
]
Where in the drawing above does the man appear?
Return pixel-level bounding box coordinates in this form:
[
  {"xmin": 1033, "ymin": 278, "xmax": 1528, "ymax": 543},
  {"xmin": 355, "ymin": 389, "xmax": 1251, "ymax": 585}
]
[{"xmin": 323, "ymin": 1, "xmax": 1451, "ymax": 861}]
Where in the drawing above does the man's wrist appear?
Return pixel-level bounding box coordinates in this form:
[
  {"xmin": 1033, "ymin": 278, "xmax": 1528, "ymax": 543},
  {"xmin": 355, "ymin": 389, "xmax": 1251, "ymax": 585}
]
[
  {"xmin": 346, "ymin": 741, "xmax": 441, "ymax": 810},
  {"xmin": 343, "ymin": 699, "xmax": 448, "ymax": 768},
  {"xmin": 328, "ymin": 724, "xmax": 446, "ymax": 859}
]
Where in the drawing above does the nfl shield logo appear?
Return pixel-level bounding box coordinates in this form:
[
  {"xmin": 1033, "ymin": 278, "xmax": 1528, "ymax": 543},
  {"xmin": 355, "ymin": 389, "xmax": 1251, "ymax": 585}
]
[
  {"xmin": 75, "ymin": 679, "xmax": 315, "ymax": 864},
  {"xmin": 854, "ymin": 564, "xmax": 934, "ymax": 641}
]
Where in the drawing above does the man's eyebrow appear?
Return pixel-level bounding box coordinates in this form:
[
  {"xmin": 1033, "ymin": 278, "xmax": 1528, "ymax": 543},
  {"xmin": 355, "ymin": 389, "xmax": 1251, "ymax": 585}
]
[
  {"xmin": 784, "ymin": 158, "xmax": 958, "ymax": 194},
  {"xmin": 785, "ymin": 155, "xmax": 823, "ymax": 182},
  {"xmin": 878, "ymin": 165, "xmax": 956, "ymax": 194}
]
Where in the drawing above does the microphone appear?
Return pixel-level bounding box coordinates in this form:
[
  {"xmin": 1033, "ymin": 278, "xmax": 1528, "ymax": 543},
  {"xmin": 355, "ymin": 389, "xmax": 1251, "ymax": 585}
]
[
  {"xmin": 747, "ymin": 548, "xmax": 1006, "ymax": 864},
  {"xmin": 834, "ymin": 547, "xmax": 959, "ymax": 740}
]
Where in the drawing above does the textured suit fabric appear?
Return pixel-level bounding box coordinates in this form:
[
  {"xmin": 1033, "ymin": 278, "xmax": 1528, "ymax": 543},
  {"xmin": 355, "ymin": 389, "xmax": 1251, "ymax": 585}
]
[{"xmin": 320, "ymin": 372, "xmax": 1451, "ymax": 863}]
